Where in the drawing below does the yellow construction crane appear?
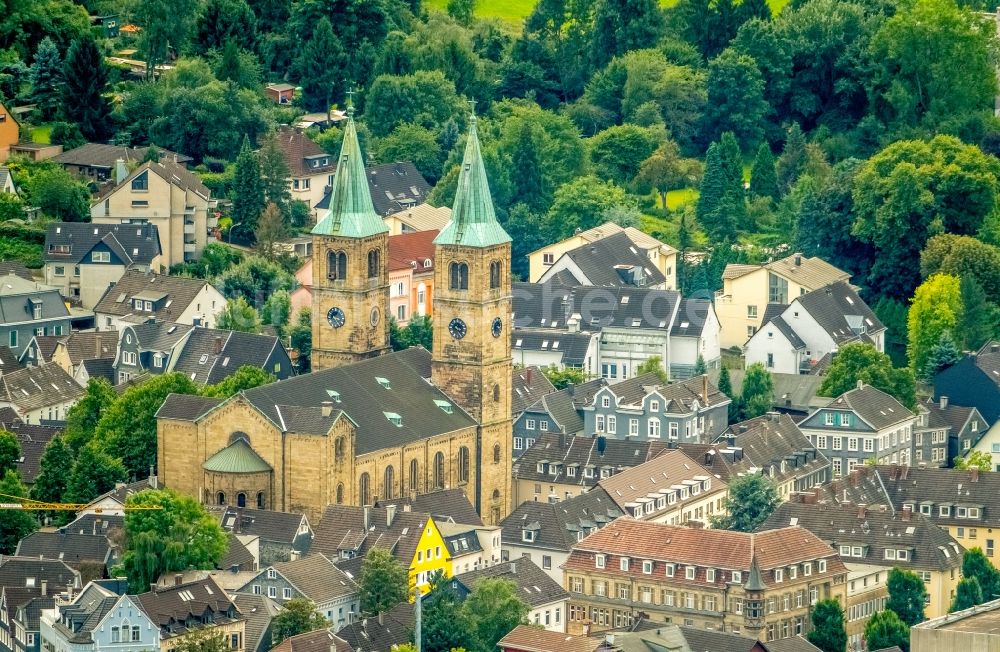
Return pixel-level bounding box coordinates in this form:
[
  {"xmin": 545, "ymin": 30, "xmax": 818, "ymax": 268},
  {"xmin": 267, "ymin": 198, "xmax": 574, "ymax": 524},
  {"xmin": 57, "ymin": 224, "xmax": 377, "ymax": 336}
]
[{"xmin": 0, "ymin": 492, "xmax": 164, "ymax": 512}]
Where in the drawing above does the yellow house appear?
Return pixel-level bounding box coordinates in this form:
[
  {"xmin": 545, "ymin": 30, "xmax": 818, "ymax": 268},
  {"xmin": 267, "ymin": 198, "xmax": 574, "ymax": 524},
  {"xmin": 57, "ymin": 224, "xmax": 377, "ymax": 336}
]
[
  {"xmin": 409, "ymin": 515, "xmax": 451, "ymax": 595},
  {"xmin": 528, "ymin": 222, "xmax": 677, "ymax": 288},
  {"xmin": 714, "ymin": 253, "xmax": 850, "ymax": 349}
]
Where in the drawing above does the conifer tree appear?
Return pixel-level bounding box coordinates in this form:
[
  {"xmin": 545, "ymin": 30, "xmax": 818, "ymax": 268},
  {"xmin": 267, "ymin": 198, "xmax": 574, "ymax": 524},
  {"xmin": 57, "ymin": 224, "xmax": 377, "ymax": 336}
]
[
  {"xmin": 749, "ymin": 143, "xmax": 778, "ymax": 201},
  {"xmin": 297, "ymin": 17, "xmax": 344, "ymax": 113},
  {"xmin": 29, "ymin": 37, "xmax": 63, "ymax": 120},
  {"xmin": 232, "ymin": 136, "xmax": 265, "ymax": 235},
  {"xmin": 718, "ymin": 365, "xmax": 733, "ymax": 397},
  {"xmin": 776, "ymin": 122, "xmax": 807, "ymax": 193},
  {"xmin": 951, "ymin": 576, "xmax": 984, "ymax": 612},
  {"xmin": 61, "ymin": 37, "xmax": 112, "ymax": 141},
  {"xmin": 924, "ymin": 331, "xmax": 962, "ymax": 379}
]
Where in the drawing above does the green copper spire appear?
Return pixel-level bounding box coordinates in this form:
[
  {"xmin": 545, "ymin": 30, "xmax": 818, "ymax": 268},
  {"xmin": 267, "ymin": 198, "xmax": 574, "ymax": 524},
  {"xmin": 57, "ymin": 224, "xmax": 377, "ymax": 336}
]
[
  {"xmin": 311, "ymin": 104, "xmax": 388, "ymax": 238},
  {"xmin": 434, "ymin": 110, "xmax": 511, "ymax": 248}
]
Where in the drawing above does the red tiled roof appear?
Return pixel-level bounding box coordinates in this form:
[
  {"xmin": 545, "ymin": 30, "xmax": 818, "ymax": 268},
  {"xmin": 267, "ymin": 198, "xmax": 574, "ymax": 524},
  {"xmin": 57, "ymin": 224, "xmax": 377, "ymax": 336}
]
[
  {"xmin": 273, "ymin": 126, "xmax": 334, "ymax": 178},
  {"xmin": 499, "ymin": 625, "xmax": 599, "ymax": 652},
  {"xmin": 568, "ymin": 520, "xmax": 843, "ymax": 578},
  {"xmin": 388, "ymin": 230, "xmax": 438, "ymax": 272}
]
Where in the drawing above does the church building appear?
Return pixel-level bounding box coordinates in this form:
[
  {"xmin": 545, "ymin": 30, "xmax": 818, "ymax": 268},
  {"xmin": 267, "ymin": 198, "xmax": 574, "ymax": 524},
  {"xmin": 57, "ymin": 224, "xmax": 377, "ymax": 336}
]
[{"xmin": 156, "ymin": 107, "xmax": 514, "ymax": 524}]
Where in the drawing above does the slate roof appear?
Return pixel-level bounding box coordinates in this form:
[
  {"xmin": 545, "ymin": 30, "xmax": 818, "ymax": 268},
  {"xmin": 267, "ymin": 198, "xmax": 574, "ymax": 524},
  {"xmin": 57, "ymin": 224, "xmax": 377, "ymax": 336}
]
[
  {"xmin": 671, "ymin": 298, "xmax": 714, "ymax": 337},
  {"xmin": 710, "ymin": 369, "xmax": 829, "ymax": 414},
  {"xmin": 768, "ymin": 316, "xmax": 806, "ymax": 349},
  {"xmin": 64, "ymin": 514, "xmax": 125, "ymax": 536},
  {"xmin": 88, "ymin": 476, "xmax": 159, "ymax": 507},
  {"xmin": 759, "ymin": 502, "xmax": 963, "ymax": 572},
  {"xmin": 136, "ymin": 576, "xmax": 241, "ymax": 637},
  {"xmin": 678, "ymin": 627, "xmax": 764, "ymax": 652},
  {"xmin": 454, "ymin": 557, "xmax": 568, "ymax": 608},
  {"xmin": 334, "ymin": 601, "xmax": 413, "ymax": 652},
  {"xmin": 230, "ymin": 594, "xmax": 282, "ymax": 652},
  {"xmin": 594, "ymin": 373, "xmax": 729, "ymax": 414},
  {"xmin": 269, "ymin": 628, "xmax": 348, "ymax": 652},
  {"xmin": 559, "ymin": 222, "xmax": 678, "ymax": 257},
  {"xmin": 0, "ymin": 345, "xmax": 25, "ymax": 373},
  {"xmin": 54, "ymin": 143, "xmax": 191, "ymax": 169},
  {"xmin": 128, "ymin": 321, "xmax": 193, "ymax": 351},
  {"xmin": 513, "ymin": 282, "xmax": 680, "ymax": 332},
  {"xmin": 220, "ymin": 532, "xmax": 255, "ymax": 571},
  {"xmin": 514, "ymin": 432, "xmax": 669, "ymax": 488},
  {"xmin": 0, "ymin": 363, "xmax": 84, "ymax": 411},
  {"xmin": 27, "ymin": 335, "xmax": 65, "ymax": 364},
  {"xmin": 271, "ymin": 554, "xmax": 358, "ymax": 604},
  {"xmin": 551, "ymin": 231, "xmax": 666, "ymax": 288},
  {"xmin": 796, "ymin": 281, "xmax": 885, "ymax": 344},
  {"xmin": 0, "ymin": 557, "xmax": 81, "ymax": 593},
  {"xmin": 44, "ymin": 222, "xmax": 161, "ymax": 265},
  {"xmin": 498, "ymin": 625, "xmax": 598, "ymax": 652},
  {"xmin": 0, "ymin": 275, "xmax": 69, "ymax": 324},
  {"xmin": 387, "ymin": 229, "xmax": 437, "ymax": 272},
  {"xmin": 0, "ymin": 261, "xmax": 33, "ymax": 281},
  {"xmin": 920, "ymin": 396, "xmax": 986, "ymax": 436},
  {"xmin": 14, "ymin": 532, "xmax": 113, "ymax": 567},
  {"xmin": 726, "ymin": 413, "xmax": 829, "ymax": 484},
  {"xmin": 273, "ymin": 126, "xmax": 334, "ymax": 178},
  {"xmin": 512, "ymin": 328, "xmax": 596, "ymax": 367},
  {"xmin": 169, "ymin": 327, "xmax": 287, "ymax": 386},
  {"xmin": 438, "ymin": 522, "xmax": 484, "ymax": 557},
  {"xmin": 80, "ymin": 358, "xmax": 115, "ymax": 384},
  {"xmin": 722, "ymin": 253, "xmax": 850, "ymax": 288},
  {"xmin": 818, "ymin": 383, "xmax": 913, "ymax": 431},
  {"xmin": 526, "ymin": 386, "xmax": 586, "ymax": 435},
  {"xmin": 61, "ymin": 331, "xmax": 116, "ymax": 365},
  {"xmin": 567, "ymin": 520, "xmax": 845, "ymax": 580},
  {"xmin": 93, "ymin": 268, "xmax": 218, "ymax": 321},
  {"xmin": 95, "ymin": 158, "xmax": 209, "ymax": 202},
  {"xmin": 220, "ymin": 507, "xmax": 310, "ymax": 547},
  {"xmin": 367, "ymin": 161, "xmax": 432, "ymax": 217},
  {"xmin": 501, "ymin": 486, "xmax": 623, "ymax": 553},
  {"xmin": 511, "ymin": 366, "xmax": 556, "ymax": 416},
  {"xmin": 49, "ymin": 589, "xmax": 120, "ymax": 643},
  {"xmin": 4, "ymin": 419, "xmax": 61, "ymax": 485},
  {"xmin": 374, "ymin": 487, "xmax": 482, "ymax": 526},
  {"xmin": 597, "ymin": 448, "xmax": 726, "ymax": 515},
  {"xmin": 857, "ymin": 465, "xmax": 1000, "ymax": 529},
  {"xmin": 234, "ymin": 347, "xmax": 476, "ymax": 454},
  {"xmin": 156, "ymin": 393, "xmax": 222, "ymax": 420},
  {"xmin": 764, "ymin": 638, "xmax": 825, "ymax": 652},
  {"xmin": 312, "ymin": 505, "xmax": 430, "ymax": 566}
]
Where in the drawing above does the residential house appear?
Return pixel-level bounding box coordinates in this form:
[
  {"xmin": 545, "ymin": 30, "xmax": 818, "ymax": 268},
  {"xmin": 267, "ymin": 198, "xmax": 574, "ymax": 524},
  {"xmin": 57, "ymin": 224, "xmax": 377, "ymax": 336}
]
[
  {"xmin": 437, "ymin": 521, "xmax": 502, "ymax": 574},
  {"xmin": 78, "ymin": 476, "xmax": 160, "ymax": 518},
  {"xmin": 21, "ymin": 332, "xmax": 115, "ymax": 386},
  {"xmin": 715, "ymin": 253, "xmax": 851, "ymax": 349},
  {"xmin": 671, "ymin": 299, "xmax": 722, "ymax": 378},
  {"xmin": 229, "ymin": 595, "xmax": 280, "ymax": 652},
  {"xmin": 563, "ymin": 519, "xmax": 847, "ymax": 640},
  {"xmin": 333, "ymin": 602, "xmax": 413, "ymax": 651},
  {"xmin": 264, "ymin": 84, "xmax": 295, "ymax": 104},
  {"xmin": 293, "ymin": 111, "xmax": 346, "ymax": 130},
  {"xmin": 513, "ymin": 379, "xmax": 605, "ymax": 460},
  {"xmin": 135, "ymin": 577, "xmax": 245, "ymax": 652},
  {"xmin": 711, "ymin": 369, "xmax": 830, "ymax": 418},
  {"xmin": 597, "ymin": 449, "xmax": 728, "ymax": 526},
  {"xmin": 0, "ymin": 103, "xmax": 18, "ymax": 162},
  {"xmin": 538, "ymin": 232, "xmax": 669, "ymax": 290},
  {"xmin": 15, "ymin": 532, "xmax": 117, "ymax": 584},
  {"xmin": 799, "ymin": 382, "xmax": 915, "ymax": 476},
  {"xmin": 54, "ymin": 144, "xmax": 191, "ymax": 182},
  {"xmin": 497, "ymin": 625, "xmax": 598, "ymax": 652},
  {"xmin": 0, "ymin": 557, "xmax": 81, "ymax": 652},
  {"xmin": 500, "ymin": 487, "xmax": 624, "ymax": 584},
  {"xmin": 0, "ymin": 275, "xmax": 71, "ymax": 356},
  {"xmin": 513, "ymin": 432, "xmax": 669, "ymax": 504},
  {"xmin": 365, "ymin": 161, "xmax": 431, "ymax": 217},
  {"xmin": 911, "ymin": 597, "xmax": 1000, "ymax": 652},
  {"xmin": 40, "ymin": 583, "xmax": 156, "ymax": 652},
  {"xmin": 5, "ymin": 416, "xmax": 61, "ymax": 488},
  {"xmin": 584, "ymin": 373, "xmax": 731, "ymax": 444},
  {"xmin": 92, "ymin": 268, "xmax": 226, "ymax": 332},
  {"xmin": 289, "ymin": 259, "xmax": 312, "ymax": 320},
  {"xmin": 235, "ymin": 555, "xmax": 358, "ymax": 631},
  {"xmin": 0, "ymin": 364, "xmax": 84, "ymax": 424},
  {"xmin": 43, "ymin": 223, "xmax": 162, "ymax": 308},
  {"xmin": 1, "ymin": 167, "xmax": 17, "ymax": 194},
  {"xmin": 91, "ymin": 159, "xmax": 216, "ymax": 269},
  {"xmin": 935, "ymin": 340, "xmax": 1000, "ymax": 425},
  {"xmin": 724, "ymin": 413, "xmax": 831, "ymax": 498},
  {"xmin": 915, "ymin": 396, "xmax": 988, "ymax": 467},
  {"xmin": 513, "ymin": 282, "xmax": 720, "ymax": 381},
  {"xmin": 312, "ymin": 504, "xmax": 451, "ymax": 596},
  {"xmin": 268, "ymin": 629, "xmax": 351, "ymax": 652},
  {"xmin": 373, "ymin": 487, "xmax": 484, "ymax": 527},
  {"xmin": 511, "ymin": 366, "xmax": 556, "ymax": 425},
  {"xmin": 273, "ymin": 126, "xmax": 335, "ymax": 216},
  {"xmin": 383, "ymin": 203, "xmax": 452, "ymax": 235},
  {"xmin": 529, "ymin": 222, "xmax": 678, "ymax": 290},
  {"xmin": 744, "ymin": 282, "xmax": 885, "ymax": 375},
  {"xmin": 113, "ymin": 322, "xmax": 293, "ymax": 387},
  {"xmin": 760, "ymin": 500, "xmax": 963, "ymax": 645},
  {"xmin": 387, "ymin": 229, "xmax": 436, "ymax": 325},
  {"xmin": 511, "ymin": 328, "xmax": 599, "ymax": 374},
  {"xmin": 219, "ymin": 507, "xmax": 313, "ymax": 566},
  {"xmin": 453, "ymin": 558, "xmax": 569, "ymax": 632}
]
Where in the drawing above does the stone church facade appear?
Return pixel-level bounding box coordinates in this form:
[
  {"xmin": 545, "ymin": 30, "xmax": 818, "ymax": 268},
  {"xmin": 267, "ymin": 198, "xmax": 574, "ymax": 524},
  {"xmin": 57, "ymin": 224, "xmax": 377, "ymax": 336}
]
[{"xmin": 156, "ymin": 109, "xmax": 513, "ymax": 524}]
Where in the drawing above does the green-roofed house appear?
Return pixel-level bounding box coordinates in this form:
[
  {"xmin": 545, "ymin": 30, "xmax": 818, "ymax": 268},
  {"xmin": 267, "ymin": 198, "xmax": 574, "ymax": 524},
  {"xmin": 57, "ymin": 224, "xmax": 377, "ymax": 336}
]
[{"xmin": 311, "ymin": 106, "xmax": 391, "ymax": 371}]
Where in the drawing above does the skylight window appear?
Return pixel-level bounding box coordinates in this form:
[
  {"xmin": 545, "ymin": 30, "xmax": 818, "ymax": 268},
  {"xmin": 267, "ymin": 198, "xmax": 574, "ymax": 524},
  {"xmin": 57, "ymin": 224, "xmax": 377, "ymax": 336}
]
[
  {"xmin": 434, "ymin": 400, "xmax": 453, "ymax": 414},
  {"xmin": 376, "ymin": 377, "xmax": 391, "ymax": 389},
  {"xmin": 384, "ymin": 411, "xmax": 403, "ymax": 427},
  {"xmin": 327, "ymin": 390, "xmax": 341, "ymax": 402}
]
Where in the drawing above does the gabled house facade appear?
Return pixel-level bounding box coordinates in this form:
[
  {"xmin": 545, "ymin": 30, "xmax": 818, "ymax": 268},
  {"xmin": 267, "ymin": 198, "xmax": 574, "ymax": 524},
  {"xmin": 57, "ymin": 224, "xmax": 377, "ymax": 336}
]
[
  {"xmin": 272, "ymin": 127, "xmax": 335, "ymax": 217},
  {"xmin": 91, "ymin": 159, "xmax": 216, "ymax": 269},
  {"xmin": 453, "ymin": 558, "xmax": 569, "ymax": 632},
  {"xmin": 0, "ymin": 103, "xmax": 19, "ymax": 162},
  {"xmin": 0, "ymin": 364, "xmax": 84, "ymax": 424},
  {"xmin": 93, "ymin": 268, "xmax": 226, "ymax": 332},
  {"xmin": 537, "ymin": 232, "xmax": 669, "ymax": 290},
  {"xmin": 40, "ymin": 587, "xmax": 155, "ymax": 652},
  {"xmin": 0, "ymin": 275, "xmax": 71, "ymax": 357},
  {"xmin": 43, "ymin": 223, "xmax": 162, "ymax": 308},
  {"xmin": 387, "ymin": 229, "xmax": 436, "ymax": 326},
  {"xmin": 799, "ymin": 383, "xmax": 915, "ymax": 477},
  {"xmin": 935, "ymin": 341, "xmax": 1000, "ymax": 425},
  {"xmin": 724, "ymin": 413, "xmax": 831, "ymax": 498},
  {"xmin": 135, "ymin": 577, "xmax": 245, "ymax": 652}
]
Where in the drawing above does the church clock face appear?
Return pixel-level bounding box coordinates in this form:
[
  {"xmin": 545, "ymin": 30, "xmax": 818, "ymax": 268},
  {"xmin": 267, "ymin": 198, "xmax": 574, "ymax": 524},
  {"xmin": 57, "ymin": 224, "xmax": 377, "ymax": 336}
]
[
  {"xmin": 491, "ymin": 317, "xmax": 503, "ymax": 338},
  {"xmin": 327, "ymin": 307, "xmax": 346, "ymax": 328},
  {"xmin": 449, "ymin": 318, "xmax": 468, "ymax": 340}
]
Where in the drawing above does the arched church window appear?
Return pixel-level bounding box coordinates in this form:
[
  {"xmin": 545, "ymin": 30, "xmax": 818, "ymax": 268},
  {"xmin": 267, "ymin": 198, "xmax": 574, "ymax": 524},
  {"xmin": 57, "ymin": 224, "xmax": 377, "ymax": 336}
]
[
  {"xmin": 256, "ymin": 492, "xmax": 265, "ymax": 509},
  {"xmin": 433, "ymin": 452, "xmax": 445, "ymax": 489},
  {"xmin": 457, "ymin": 447, "xmax": 470, "ymax": 484},
  {"xmin": 217, "ymin": 492, "xmax": 225, "ymax": 505},
  {"xmin": 449, "ymin": 262, "xmax": 469, "ymax": 290},
  {"xmin": 489, "ymin": 261, "xmax": 502, "ymax": 289},
  {"xmin": 359, "ymin": 473, "xmax": 371, "ymax": 505},
  {"xmin": 328, "ymin": 250, "xmax": 347, "ymax": 281},
  {"xmin": 368, "ymin": 249, "xmax": 380, "ymax": 279},
  {"xmin": 384, "ymin": 465, "xmax": 395, "ymax": 499},
  {"xmin": 336, "ymin": 483, "xmax": 344, "ymax": 504},
  {"xmin": 493, "ymin": 444, "xmax": 501, "ymax": 464},
  {"xmin": 237, "ymin": 492, "xmax": 246, "ymax": 508},
  {"xmin": 493, "ymin": 384, "xmax": 500, "ymax": 403},
  {"xmin": 409, "ymin": 459, "xmax": 419, "ymax": 493}
]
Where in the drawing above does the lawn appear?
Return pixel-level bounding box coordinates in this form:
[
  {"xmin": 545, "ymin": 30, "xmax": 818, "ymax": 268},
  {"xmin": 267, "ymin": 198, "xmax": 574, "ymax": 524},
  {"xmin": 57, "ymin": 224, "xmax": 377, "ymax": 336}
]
[{"xmin": 427, "ymin": 0, "xmax": 788, "ymax": 25}]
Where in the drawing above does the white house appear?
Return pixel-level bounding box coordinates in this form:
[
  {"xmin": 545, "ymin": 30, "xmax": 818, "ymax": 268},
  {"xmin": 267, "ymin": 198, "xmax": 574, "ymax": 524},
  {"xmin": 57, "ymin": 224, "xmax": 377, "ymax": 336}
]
[{"xmin": 92, "ymin": 268, "xmax": 226, "ymax": 332}]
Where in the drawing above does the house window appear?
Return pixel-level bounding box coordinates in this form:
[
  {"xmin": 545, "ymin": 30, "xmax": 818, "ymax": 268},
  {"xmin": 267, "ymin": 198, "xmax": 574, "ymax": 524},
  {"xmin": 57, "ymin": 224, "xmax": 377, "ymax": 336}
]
[
  {"xmin": 607, "ymin": 416, "xmax": 616, "ymax": 434},
  {"xmin": 283, "ymin": 588, "xmax": 292, "ymax": 599},
  {"xmin": 397, "ymin": 305, "xmax": 406, "ymax": 321},
  {"xmin": 540, "ymin": 420, "xmax": 548, "ymax": 431},
  {"xmin": 327, "ymin": 250, "xmax": 347, "ymax": 281},
  {"xmin": 767, "ymin": 353, "xmax": 774, "ymax": 368},
  {"xmin": 543, "ymin": 252, "xmax": 554, "ymax": 265},
  {"xmin": 92, "ymin": 251, "xmax": 110, "ymax": 263},
  {"xmin": 643, "ymin": 560, "xmax": 653, "ymax": 574},
  {"xmin": 840, "ymin": 413, "xmax": 850, "ymax": 427},
  {"xmin": 647, "ymin": 419, "xmax": 660, "ymax": 438},
  {"xmin": 825, "ymin": 413, "xmax": 834, "ymax": 426},
  {"xmin": 620, "ymin": 558, "xmax": 630, "ymax": 571},
  {"xmin": 54, "ymin": 266, "xmax": 65, "ymax": 276},
  {"xmin": 747, "ymin": 305, "xmax": 757, "ymax": 319},
  {"xmin": 650, "ymin": 400, "xmax": 660, "ymax": 412},
  {"xmin": 666, "ymin": 564, "xmax": 675, "ymax": 577},
  {"xmin": 514, "ymin": 437, "xmax": 523, "ymax": 450},
  {"xmin": 768, "ymin": 273, "xmax": 788, "ymax": 304},
  {"xmin": 601, "ymin": 396, "xmax": 611, "ymax": 408},
  {"xmin": 686, "ymin": 566, "xmax": 696, "ymax": 580},
  {"xmin": 9, "ymin": 331, "xmax": 16, "ymax": 348},
  {"xmin": 132, "ymin": 626, "xmax": 140, "ymax": 642},
  {"xmin": 596, "ymin": 554, "xmax": 606, "ymax": 569},
  {"xmin": 131, "ymin": 171, "xmax": 148, "ymax": 191}
]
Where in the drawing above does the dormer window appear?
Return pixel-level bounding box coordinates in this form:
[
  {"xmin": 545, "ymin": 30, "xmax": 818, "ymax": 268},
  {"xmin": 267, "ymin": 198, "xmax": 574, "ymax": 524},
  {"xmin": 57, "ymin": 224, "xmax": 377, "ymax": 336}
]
[
  {"xmin": 596, "ymin": 554, "xmax": 606, "ymax": 569},
  {"xmin": 384, "ymin": 412, "xmax": 402, "ymax": 427},
  {"xmin": 940, "ymin": 505, "xmax": 951, "ymax": 517},
  {"xmin": 434, "ymin": 400, "xmax": 453, "ymax": 414},
  {"xmin": 522, "ymin": 529, "xmax": 536, "ymax": 543},
  {"xmin": 650, "ymin": 400, "xmax": 660, "ymax": 412},
  {"xmin": 376, "ymin": 376, "xmax": 391, "ymax": 389},
  {"xmin": 602, "ymin": 396, "xmax": 611, "ymax": 408}
]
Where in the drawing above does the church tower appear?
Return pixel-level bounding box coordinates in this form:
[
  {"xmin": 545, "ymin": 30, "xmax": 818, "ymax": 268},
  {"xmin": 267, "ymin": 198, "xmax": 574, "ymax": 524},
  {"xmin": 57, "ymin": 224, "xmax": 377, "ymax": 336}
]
[
  {"xmin": 431, "ymin": 112, "xmax": 513, "ymax": 525},
  {"xmin": 311, "ymin": 106, "xmax": 390, "ymax": 371}
]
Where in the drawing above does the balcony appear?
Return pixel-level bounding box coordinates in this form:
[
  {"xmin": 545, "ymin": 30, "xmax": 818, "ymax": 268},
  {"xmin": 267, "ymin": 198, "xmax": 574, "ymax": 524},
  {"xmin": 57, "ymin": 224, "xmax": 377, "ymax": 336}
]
[
  {"xmin": 183, "ymin": 221, "xmax": 196, "ymax": 235},
  {"xmin": 183, "ymin": 243, "xmax": 196, "ymax": 254},
  {"xmin": 207, "ymin": 215, "xmax": 219, "ymax": 228},
  {"xmin": 183, "ymin": 206, "xmax": 196, "ymax": 215}
]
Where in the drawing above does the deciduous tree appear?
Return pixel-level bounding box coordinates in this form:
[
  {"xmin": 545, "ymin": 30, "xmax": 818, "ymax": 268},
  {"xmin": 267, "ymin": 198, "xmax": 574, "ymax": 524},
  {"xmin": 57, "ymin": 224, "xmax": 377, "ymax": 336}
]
[
  {"xmin": 0, "ymin": 430, "xmax": 19, "ymax": 477},
  {"xmin": 864, "ymin": 610, "xmax": 909, "ymax": 652},
  {"xmin": 541, "ymin": 365, "xmax": 586, "ymax": 390},
  {"xmin": 635, "ymin": 356, "xmax": 668, "ymax": 383},
  {"xmin": 217, "ymin": 297, "xmax": 263, "ymax": 333},
  {"xmin": 461, "ymin": 578, "xmax": 530, "ymax": 651},
  {"xmin": 702, "ymin": 49, "xmax": 768, "ymax": 150},
  {"xmin": 908, "ymin": 274, "xmax": 962, "ymax": 380},
  {"xmin": 254, "ymin": 203, "xmax": 286, "ymax": 259},
  {"xmin": 203, "ymin": 366, "xmax": 276, "ymax": 398},
  {"xmin": 955, "ymin": 450, "xmax": 993, "ymax": 472},
  {"xmin": 887, "ymin": 567, "xmax": 927, "ymax": 626},
  {"xmin": 30, "ymin": 436, "xmax": 73, "ymax": 511},
  {"xmin": 710, "ymin": 472, "xmax": 780, "ymax": 532},
  {"xmin": 818, "ymin": 342, "xmax": 916, "ymax": 410},
  {"xmin": 421, "ymin": 571, "xmax": 475, "ymax": 652},
  {"xmin": 271, "ymin": 598, "xmax": 328, "ymax": 645},
  {"xmin": 375, "ymin": 124, "xmax": 444, "ymax": 184},
  {"xmin": 359, "ymin": 548, "xmax": 408, "ymax": 615},
  {"xmin": 64, "ymin": 446, "xmax": 127, "ymax": 504},
  {"xmin": 62, "ymin": 378, "xmax": 117, "ymax": 454},
  {"xmin": 961, "ymin": 548, "xmax": 1000, "ymax": 602},
  {"xmin": 0, "ymin": 471, "xmax": 37, "ymax": 553}
]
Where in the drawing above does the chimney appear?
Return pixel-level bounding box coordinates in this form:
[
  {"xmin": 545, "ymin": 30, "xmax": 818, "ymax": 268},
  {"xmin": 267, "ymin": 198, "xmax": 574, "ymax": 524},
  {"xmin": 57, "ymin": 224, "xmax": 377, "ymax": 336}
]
[
  {"xmin": 95, "ymin": 335, "xmax": 102, "ymax": 358},
  {"xmin": 213, "ymin": 336, "xmax": 222, "ymax": 355},
  {"xmin": 856, "ymin": 380, "xmax": 864, "ymax": 390},
  {"xmin": 41, "ymin": 580, "xmax": 47, "ymax": 596},
  {"xmin": 149, "ymin": 466, "xmax": 158, "ymax": 489},
  {"xmin": 386, "ymin": 503, "xmax": 396, "ymax": 528},
  {"xmin": 377, "ymin": 611, "xmax": 384, "ymax": 626},
  {"xmin": 364, "ymin": 505, "xmax": 371, "ymax": 529},
  {"xmin": 115, "ymin": 158, "xmax": 128, "ymax": 185},
  {"xmin": 174, "ymin": 573, "xmax": 183, "ymax": 586},
  {"xmin": 889, "ymin": 464, "xmax": 899, "ymax": 480},
  {"xmin": 849, "ymin": 469, "xmax": 860, "ymax": 487},
  {"xmin": 901, "ymin": 505, "xmax": 912, "ymax": 521},
  {"xmin": 321, "ymin": 401, "xmax": 333, "ymax": 417},
  {"xmin": 900, "ymin": 465, "xmax": 909, "ymax": 480},
  {"xmin": 509, "ymin": 561, "xmax": 516, "ymax": 574},
  {"xmin": 972, "ymin": 468, "xmax": 980, "ymax": 483},
  {"xmin": 794, "ymin": 254, "xmax": 802, "ymax": 266},
  {"xmin": 857, "ymin": 504, "xmax": 867, "ymax": 519},
  {"xmin": 940, "ymin": 396, "xmax": 949, "ymax": 410},
  {"xmin": 701, "ymin": 375, "xmax": 709, "ymax": 404},
  {"xmin": 526, "ymin": 367, "xmax": 533, "ymax": 384}
]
